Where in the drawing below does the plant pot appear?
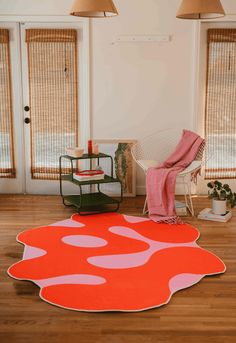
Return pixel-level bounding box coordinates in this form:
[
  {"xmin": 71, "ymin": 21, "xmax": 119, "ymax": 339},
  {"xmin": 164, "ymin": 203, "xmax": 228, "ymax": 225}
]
[{"xmin": 212, "ymin": 199, "xmax": 227, "ymax": 215}]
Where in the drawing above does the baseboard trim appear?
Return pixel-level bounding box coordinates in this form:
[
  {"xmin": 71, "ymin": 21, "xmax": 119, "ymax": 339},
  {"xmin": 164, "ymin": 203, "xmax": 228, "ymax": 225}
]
[{"xmin": 136, "ymin": 186, "xmax": 146, "ymax": 195}]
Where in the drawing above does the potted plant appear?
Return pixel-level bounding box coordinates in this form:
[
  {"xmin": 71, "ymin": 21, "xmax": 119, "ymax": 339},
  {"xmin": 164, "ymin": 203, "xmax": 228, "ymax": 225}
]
[{"xmin": 207, "ymin": 181, "xmax": 236, "ymax": 215}]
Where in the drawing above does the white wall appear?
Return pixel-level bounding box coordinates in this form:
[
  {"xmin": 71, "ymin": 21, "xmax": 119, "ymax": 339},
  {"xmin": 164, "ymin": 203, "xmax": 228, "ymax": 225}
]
[
  {"xmin": 91, "ymin": 0, "xmax": 197, "ymax": 194},
  {"xmin": 0, "ymin": 0, "xmax": 235, "ymax": 194},
  {"xmin": 90, "ymin": 0, "xmax": 195, "ymax": 142},
  {"xmin": 0, "ymin": 0, "xmax": 70, "ymax": 15}
]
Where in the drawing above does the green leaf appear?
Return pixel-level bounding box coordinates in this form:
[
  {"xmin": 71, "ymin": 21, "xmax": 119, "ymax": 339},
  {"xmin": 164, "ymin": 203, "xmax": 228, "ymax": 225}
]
[{"xmin": 207, "ymin": 182, "xmax": 214, "ymax": 189}]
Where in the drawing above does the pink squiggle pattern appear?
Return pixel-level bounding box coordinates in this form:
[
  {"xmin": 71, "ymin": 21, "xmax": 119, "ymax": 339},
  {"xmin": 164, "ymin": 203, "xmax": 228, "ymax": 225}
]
[
  {"xmin": 35, "ymin": 274, "xmax": 106, "ymax": 288},
  {"xmin": 88, "ymin": 226, "xmax": 198, "ymax": 269},
  {"xmin": 23, "ymin": 245, "xmax": 47, "ymax": 260},
  {"xmin": 88, "ymin": 248, "xmax": 154, "ymax": 269},
  {"xmin": 123, "ymin": 215, "xmax": 150, "ymax": 224},
  {"xmin": 50, "ymin": 219, "xmax": 85, "ymax": 228},
  {"xmin": 62, "ymin": 235, "xmax": 107, "ymax": 248},
  {"xmin": 169, "ymin": 273, "xmax": 204, "ymax": 293},
  {"xmin": 109, "ymin": 226, "xmax": 198, "ymax": 248}
]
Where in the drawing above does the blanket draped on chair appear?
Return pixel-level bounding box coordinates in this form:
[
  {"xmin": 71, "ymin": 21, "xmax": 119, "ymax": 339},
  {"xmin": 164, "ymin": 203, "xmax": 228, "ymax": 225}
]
[{"xmin": 146, "ymin": 130, "xmax": 204, "ymax": 224}]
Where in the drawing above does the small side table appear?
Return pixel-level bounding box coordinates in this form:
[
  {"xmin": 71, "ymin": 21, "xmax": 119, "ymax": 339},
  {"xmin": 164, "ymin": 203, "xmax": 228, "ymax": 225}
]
[{"xmin": 59, "ymin": 153, "xmax": 123, "ymax": 215}]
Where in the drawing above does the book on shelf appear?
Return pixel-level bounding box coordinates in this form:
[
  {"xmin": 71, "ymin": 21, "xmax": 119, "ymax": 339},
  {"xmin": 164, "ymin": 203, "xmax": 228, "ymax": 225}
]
[
  {"xmin": 197, "ymin": 208, "xmax": 232, "ymax": 222},
  {"xmin": 73, "ymin": 170, "xmax": 105, "ymax": 182}
]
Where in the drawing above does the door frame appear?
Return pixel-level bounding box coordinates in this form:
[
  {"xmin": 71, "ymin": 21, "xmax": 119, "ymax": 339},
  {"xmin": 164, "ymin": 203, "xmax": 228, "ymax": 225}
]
[
  {"xmin": 0, "ymin": 22, "xmax": 25, "ymax": 193},
  {"xmin": 193, "ymin": 19, "xmax": 236, "ymax": 195},
  {"xmin": 0, "ymin": 18, "xmax": 90, "ymax": 194}
]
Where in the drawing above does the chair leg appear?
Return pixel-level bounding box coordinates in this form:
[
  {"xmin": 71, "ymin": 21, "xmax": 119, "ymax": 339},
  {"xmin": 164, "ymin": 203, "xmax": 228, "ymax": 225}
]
[
  {"xmin": 184, "ymin": 180, "xmax": 194, "ymax": 216},
  {"xmin": 143, "ymin": 196, "xmax": 148, "ymax": 215}
]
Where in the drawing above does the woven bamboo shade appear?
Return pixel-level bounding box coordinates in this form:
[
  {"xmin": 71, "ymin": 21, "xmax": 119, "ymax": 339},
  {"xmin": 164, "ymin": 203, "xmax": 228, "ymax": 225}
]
[
  {"xmin": 26, "ymin": 29, "xmax": 78, "ymax": 180},
  {"xmin": 205, "ymin": 29, "xmax": 236, "ymax": 179},
  {"xmin": 0, "ymin": 29, "xmax": 16, "ymax": 178}
]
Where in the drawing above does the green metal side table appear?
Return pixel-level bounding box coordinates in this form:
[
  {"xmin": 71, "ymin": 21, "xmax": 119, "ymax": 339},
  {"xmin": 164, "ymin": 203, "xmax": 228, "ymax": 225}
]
[{"xmin": 59, "ymin": 153, "xmax": 123, "ymax": 215}]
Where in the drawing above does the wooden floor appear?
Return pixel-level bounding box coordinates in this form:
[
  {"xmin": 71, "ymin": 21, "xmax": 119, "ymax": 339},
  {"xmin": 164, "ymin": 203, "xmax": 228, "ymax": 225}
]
[{"xmin": 0, "ymin": 195, "xmax": 236, "ymax": 343}]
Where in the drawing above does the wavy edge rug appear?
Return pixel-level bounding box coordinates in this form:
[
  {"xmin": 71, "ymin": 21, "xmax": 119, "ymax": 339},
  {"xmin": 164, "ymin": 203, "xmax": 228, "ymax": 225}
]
[{"xmin": 7, "ymin": 213, "xmax": 226, "ymax": 312}]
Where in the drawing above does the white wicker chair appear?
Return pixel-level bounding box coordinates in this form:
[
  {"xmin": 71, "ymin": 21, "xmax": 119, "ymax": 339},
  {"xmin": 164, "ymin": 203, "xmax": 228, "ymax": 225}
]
[{"xmin": 131, "ymin": 128, "xmax": 205, "ymax": 216}]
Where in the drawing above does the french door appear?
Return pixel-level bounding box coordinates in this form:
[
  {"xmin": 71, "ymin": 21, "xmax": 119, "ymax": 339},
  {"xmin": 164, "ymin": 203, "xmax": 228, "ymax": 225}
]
[{"xmin": 0, "ymin": 22, "xmax": 89, "ymax": 194}]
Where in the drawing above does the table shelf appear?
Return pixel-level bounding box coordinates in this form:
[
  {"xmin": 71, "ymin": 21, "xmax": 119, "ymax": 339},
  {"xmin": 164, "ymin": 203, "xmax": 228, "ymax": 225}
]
[{"xmin": 62, "ymin": 174, "xmax": 120, "ymax": 186}]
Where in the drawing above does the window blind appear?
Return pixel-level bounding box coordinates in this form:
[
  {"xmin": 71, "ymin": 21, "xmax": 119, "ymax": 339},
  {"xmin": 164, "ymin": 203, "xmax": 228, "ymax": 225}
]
[
  {"xmin": 26, "ymin": 29, "xmax": 79, "ymax": 180},
  {"xmin": 0, "ymin": 29, "xmax": 16, "ymax": 178},
  {"xmin": 205, "ymin": 29, "xmax": 236, "ymax": 179}
]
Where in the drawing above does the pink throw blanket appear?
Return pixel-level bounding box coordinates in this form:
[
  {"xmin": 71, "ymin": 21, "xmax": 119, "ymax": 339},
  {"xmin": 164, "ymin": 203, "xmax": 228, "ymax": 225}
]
[{"xmin": 146, "ymin": 130, "xmax": 204, "ymax": 224}]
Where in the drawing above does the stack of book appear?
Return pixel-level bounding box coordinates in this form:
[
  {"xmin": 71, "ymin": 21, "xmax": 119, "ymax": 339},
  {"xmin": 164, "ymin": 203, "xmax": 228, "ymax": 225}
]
[
  {"xmin": 198, "ymin": 208, "xmax": 232, "ymax": 222},
  {"xmin": 73, "ymin": 170, "xmax": 105, "ymax": 182},
  {"xmin": 175, "ymin": 200, "xmax": 188, "ymax": 216}
]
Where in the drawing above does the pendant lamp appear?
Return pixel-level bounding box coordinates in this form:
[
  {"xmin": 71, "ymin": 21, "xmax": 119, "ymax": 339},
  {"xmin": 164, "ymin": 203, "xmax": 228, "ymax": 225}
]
[
  {"xmin": 70, "ymin": 0, "xmax": 118, "ymax": 18},
  {"xmin": 176, "ymin": 0, "xmax": 225, "ymax": 19}
]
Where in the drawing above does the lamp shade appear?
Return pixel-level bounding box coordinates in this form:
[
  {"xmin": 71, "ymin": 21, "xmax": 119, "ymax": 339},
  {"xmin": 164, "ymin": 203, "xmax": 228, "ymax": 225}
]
[
  {"xmin": 176, "ymin": 0, "xmax": 225, "ymax": 19},
  {"xmin": 70, "ymin": 0, "xmax": 118, "ymax": 18}
]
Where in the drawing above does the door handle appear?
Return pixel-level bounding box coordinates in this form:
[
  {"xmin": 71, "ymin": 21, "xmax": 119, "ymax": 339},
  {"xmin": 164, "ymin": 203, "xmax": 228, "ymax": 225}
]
[
  {"xmin": 24, "ymin": 117, "xmax": 31, "ymax": 124},
  {"xmin": 24, "ymin": 106, "xmax": 30, "ymax": 112}
]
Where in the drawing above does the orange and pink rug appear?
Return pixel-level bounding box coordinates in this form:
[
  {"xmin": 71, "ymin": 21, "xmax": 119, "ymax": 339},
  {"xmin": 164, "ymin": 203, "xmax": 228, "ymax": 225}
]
[{"xmin": 8, "ymin": 213, "xmax": 225, "ymax": 312}]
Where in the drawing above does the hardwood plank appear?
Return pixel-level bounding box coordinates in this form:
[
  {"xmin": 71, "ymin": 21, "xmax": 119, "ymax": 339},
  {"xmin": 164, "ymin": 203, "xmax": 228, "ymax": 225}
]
[{"xmin": 0, "ymin": 195, "xmax": 236, "ymax": 343}]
